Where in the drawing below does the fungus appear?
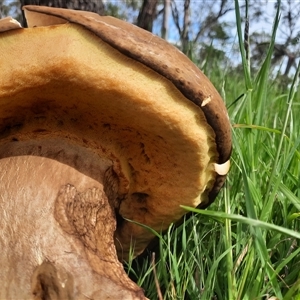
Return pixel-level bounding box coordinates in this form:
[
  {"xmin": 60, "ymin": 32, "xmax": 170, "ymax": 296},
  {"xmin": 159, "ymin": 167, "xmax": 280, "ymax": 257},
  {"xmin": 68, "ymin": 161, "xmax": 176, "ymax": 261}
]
[{"xmin": 0, "ymin": 6, "xmax": 231, "ymax": 299}]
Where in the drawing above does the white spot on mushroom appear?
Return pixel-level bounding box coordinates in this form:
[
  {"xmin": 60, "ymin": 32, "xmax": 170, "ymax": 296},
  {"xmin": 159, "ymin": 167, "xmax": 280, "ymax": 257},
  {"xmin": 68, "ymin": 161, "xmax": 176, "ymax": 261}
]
[
  {"xmin": 214, "ymin": 160, "xmax": 230, "ymax": 175},
  {"xmin": 201, "ymin": 96, "xmax": 212, "ymax": 107}
]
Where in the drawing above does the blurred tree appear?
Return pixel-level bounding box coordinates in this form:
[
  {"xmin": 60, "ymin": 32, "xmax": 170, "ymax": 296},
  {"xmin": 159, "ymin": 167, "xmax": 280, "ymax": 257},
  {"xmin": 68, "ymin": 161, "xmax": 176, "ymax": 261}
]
[
  {"xmin": 249, "ymin": 0, "xmax": 300, "ymax": 76},
  {"xmin": 273, "ymin": 0, "xmax": 300, "ymax": 75},
  {"xmin": 171, "ymin": 0, "xmax": 233, "ymax": 56},
  {"xmin": 161, "ymin": 0, "xmax": 170, "ymax": 40},
  {"xmin": 137, "ymin": 0, "xmax": 157, "ymax": 32},
  {"xmin": 0, "ymin": 0, "xmax": 19, "ymax": 19},
  {"xmin": 171, "ymin": 0, "xmax": 191, "ymax": 55}
]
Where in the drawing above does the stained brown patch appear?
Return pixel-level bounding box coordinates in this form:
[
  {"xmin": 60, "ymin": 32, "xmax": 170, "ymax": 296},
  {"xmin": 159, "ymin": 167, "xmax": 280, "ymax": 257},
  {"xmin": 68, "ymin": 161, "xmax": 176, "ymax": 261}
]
[{"xmin": 31, "ymin": 260, "xmax": 74, "ymax": 300}]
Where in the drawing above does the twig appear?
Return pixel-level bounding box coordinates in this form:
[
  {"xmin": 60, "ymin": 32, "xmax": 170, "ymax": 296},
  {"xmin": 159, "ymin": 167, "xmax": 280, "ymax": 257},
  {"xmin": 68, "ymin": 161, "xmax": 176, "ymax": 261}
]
[{"xmin": 151, "ymin": 252, "xmax": 163, "ymax": 300}]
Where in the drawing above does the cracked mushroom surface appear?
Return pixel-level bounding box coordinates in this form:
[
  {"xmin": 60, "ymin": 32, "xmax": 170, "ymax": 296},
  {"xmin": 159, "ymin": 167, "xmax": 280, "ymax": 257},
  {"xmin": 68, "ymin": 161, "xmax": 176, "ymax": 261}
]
[{"xmin": 0, "ymin": 5, "xmax": 231, "ymax": 300}]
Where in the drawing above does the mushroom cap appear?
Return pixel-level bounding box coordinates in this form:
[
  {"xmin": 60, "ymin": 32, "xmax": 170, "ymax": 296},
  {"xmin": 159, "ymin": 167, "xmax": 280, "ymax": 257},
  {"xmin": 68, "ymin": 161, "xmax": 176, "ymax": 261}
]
[{"xmin": 0, "ymin": 6, "xmax": 231, "ymax": 257}]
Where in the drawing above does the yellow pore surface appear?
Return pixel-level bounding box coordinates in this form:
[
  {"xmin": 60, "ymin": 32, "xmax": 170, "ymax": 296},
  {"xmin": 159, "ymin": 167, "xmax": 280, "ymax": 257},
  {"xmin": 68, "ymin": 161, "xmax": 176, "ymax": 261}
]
[{"xmin": 0, "ymin": 23, "xmax": 217, "ymax": 230}]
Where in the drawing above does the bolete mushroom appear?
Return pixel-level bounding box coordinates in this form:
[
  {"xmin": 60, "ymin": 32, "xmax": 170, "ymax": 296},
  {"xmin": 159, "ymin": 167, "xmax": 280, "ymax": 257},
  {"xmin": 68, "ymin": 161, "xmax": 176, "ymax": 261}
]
[{"xmin": 0, "ymin": 5, "xmax": 231, "ymax": 299}]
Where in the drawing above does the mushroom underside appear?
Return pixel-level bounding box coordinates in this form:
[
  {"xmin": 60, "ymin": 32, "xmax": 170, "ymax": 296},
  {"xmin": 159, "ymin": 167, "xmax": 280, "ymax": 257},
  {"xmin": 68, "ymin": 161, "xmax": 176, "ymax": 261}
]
[{"xmin": 0, "ymin": 22, "xmax": 218, "ymax": 255}]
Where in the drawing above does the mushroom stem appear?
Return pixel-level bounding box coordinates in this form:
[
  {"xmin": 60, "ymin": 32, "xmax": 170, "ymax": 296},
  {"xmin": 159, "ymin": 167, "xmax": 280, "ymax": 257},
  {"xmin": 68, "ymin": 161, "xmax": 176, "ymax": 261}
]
[{"xmin": 0, "ymin": 149, "xmax": 146, "ymax": 299}]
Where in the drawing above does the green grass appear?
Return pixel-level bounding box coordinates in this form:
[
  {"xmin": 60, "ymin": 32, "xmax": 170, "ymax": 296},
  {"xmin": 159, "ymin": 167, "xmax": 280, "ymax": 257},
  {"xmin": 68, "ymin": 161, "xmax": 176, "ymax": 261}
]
[{"xmin": 126, "ymin": 2, "xmax": 300, "ymax": 299}]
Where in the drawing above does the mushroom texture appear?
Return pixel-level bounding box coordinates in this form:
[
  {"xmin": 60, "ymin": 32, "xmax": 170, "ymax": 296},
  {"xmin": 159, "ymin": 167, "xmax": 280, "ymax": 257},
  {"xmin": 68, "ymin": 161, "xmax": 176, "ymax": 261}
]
[{"xmin": 0, "ymin": 5, "xmax": 231, "ymax": 300}]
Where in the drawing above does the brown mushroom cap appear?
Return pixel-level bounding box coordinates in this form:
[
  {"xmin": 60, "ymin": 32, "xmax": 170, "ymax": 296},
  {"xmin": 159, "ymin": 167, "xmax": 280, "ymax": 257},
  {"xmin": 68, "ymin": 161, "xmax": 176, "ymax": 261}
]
[{"xmin": 0, "ymin": 5, "xmax": 231, "ymax": 299}]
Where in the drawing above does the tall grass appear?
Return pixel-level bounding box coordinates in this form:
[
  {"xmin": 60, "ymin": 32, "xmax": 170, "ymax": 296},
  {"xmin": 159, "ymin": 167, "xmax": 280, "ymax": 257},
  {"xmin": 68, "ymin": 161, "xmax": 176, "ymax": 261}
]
[{"xmin": 127, "ymin": 1, "xmax": 300, "ymax": 299}]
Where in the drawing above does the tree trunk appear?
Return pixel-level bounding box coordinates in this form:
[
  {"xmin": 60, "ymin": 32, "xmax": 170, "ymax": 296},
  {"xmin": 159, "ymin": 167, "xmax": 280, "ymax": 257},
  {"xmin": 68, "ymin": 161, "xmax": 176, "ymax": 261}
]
[
  {"xmin": 181, "ymin": 0, "xmax": 190, "ymax": 55},
  {"xmin": 284, "ymin": 55, "xmax": 296, "ymax": 76},
  {"xmin": 161, "ymin": 0, "xmax": 170, "ymax": 40},
  {"xmin": 137, "ymin": 0, "xmax": 158, "ymax": 32}
]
